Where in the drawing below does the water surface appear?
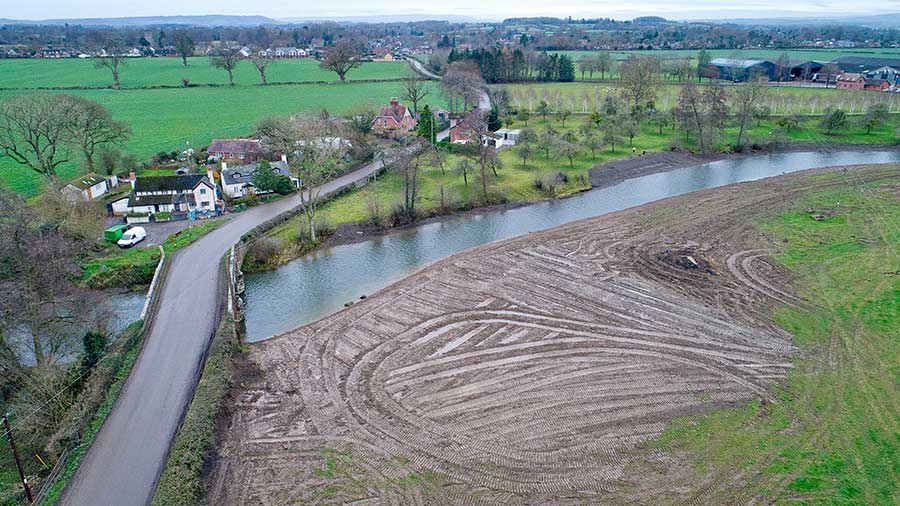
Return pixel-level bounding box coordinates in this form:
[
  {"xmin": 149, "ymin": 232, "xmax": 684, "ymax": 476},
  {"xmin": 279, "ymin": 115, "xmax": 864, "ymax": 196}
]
[{"xmin": 245, "ymin": 151, "xmax": 900, "ymax": 341}]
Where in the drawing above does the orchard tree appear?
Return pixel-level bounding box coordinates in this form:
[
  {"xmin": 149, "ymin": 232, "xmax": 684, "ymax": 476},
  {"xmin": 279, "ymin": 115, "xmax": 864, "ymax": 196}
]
[
  {"xmin": 619, "ymin": 55, "xmax": 659, "ymax": 119},
  {"xmin": 861, "ymin": 103, "xmax": 889, "ymax": 134},
  {"xmin": 820, "ymin": 108, "xmax": 848, "ymax": 134},
  {"xmin": 733, "ymin": 82, "xmax": 767, "ymax": 146}
]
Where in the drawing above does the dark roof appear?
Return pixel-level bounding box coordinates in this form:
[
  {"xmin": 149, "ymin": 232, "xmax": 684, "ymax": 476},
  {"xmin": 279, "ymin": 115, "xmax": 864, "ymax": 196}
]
[
  {"xmin": 207, "ymin": 138, "xmax": 262, "ymax": 154},
  {"xmin": 834, "ymin": 56, "xmax": 900, "ymax": 72},
  {"xmin": 133, "ymin": 174, "xmax": 212, "ymax": 193},
  {"xmin": 708, "ymin": 58, "xmax": 772, "ymax": 68},
  {"xmin": 128, "ymin": 192, "xmax": 196, "ymax": 208},
  {"xmin": 865, "ymin": 78, "xmax": 889, "ymax": 86},
  {"xmin": 221, "ymin": 161, "xmax": 290, "ymax": 185}
]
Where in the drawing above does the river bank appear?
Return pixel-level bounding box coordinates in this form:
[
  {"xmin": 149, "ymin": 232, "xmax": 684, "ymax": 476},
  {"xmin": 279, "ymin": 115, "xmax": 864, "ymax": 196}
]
[
  {"xmin": 249, "ymin": 142, "xmax": 900, "ymax": 266},
  {"xmin": 213, "ymin": 163, "xmax": 900, "ymax": 504},
  {"xmin": 241, "ymin": 149, "xmax": 900, "ymax": 341}
]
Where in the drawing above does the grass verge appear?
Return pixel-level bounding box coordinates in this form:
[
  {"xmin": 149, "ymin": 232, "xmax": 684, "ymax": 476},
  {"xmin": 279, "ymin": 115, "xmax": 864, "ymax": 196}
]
[
  {"xmin": 81, "ymin": 218, "xmax": 226, "ymax": 289},
  {"xmin": 151, "ymin": 260, "xmax": 239, "ymax": 506},
  {"xmin": 39, "ymin": 321, "xmax": 145, "ymax": 506},
  {"xmin": 653, "ymin": 169, "xmax": 900, "ymax": 505}
]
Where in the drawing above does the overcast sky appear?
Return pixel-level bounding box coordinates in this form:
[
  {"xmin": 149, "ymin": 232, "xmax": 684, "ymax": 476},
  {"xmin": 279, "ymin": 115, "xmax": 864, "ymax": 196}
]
[{"xmin": 5, "ymin": 0, "xmax": 900, "ymax": 21}]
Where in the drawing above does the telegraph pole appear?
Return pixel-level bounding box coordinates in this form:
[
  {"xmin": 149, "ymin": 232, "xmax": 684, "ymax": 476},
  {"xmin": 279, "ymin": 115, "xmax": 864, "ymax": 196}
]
[{"xmin": 3, "ymin": 414, "xmax": 33, "ymax": 502}]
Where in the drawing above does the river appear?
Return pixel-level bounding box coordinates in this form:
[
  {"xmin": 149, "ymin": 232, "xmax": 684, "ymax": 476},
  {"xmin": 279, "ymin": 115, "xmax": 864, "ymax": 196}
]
[{"xmin": 243, "ymin": 150, "xmax": 900, "ymax": 341}]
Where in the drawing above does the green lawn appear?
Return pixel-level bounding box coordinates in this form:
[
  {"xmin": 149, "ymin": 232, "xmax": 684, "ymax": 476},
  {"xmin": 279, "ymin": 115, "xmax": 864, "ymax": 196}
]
[
  {"xmin": 654, "ymin": 170, "xmax": 900, "ymax": 504},
  {"xmin": 0, "ymin": 79, "xmax": 445, "ymax": 196},
  {"xmin": 0, "ymin": 57, "xmax": 408, "ymax": 89},
  {"xmin": 501, "ymin": 82, "xmax": 900, "ymax": 116}
]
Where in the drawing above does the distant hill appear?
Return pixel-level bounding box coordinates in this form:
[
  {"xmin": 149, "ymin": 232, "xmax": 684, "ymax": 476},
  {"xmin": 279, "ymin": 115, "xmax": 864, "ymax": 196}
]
[
  {"xmin": 0, "ymin": 15, "xmax": 283, "ymax": 27},
  {"xmin": 712, "ymin": 13, "xmax": 900, "ymax": 29},
  {"xmin": 279, "ymin": 14, "xmax": 478, "ymax": 24}
]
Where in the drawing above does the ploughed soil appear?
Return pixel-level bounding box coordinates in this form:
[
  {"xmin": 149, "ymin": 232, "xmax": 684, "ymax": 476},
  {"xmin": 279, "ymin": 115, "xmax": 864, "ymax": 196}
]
[{"xmin": 207, "ymin": 164, "xmax": 898, "ymax": 505}]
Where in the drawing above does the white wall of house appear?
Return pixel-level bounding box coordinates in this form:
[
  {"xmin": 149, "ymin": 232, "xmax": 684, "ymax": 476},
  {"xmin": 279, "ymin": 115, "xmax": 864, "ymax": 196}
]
[
  {"xmin": 192, "ymin": 183, "xmax": 216, "ymax": 209},
  {"xmin": 222, "ymin": 182, "xmax": 247, "ymax": 199},
  {"xmin": 110, "ymin": 198, "xmax": 129, "ymax": 216},
  {"xmin": 87, "ymin": 181, "xmax": 108, "ymax": 199}
]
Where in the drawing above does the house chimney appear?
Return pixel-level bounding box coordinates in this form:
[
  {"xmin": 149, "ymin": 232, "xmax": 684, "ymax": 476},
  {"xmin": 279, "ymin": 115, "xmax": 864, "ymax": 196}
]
[
  {"xmin": 221, "ymin": 161, "xmax": 227, "ymax": 171},
  {"xmin": 281, "ymin": 154, "xmax": 288, "ymax": 163},
  {"xmin": 129, "ymin": 171, "xmax": 136, "ymax": 189},
  {"xmin": 207, "ymin": 165, "xmax": 216, "ymax": 184},
  {"xmin": 390, "ymin": 97, "xmax": 399, "ymax": 106}
]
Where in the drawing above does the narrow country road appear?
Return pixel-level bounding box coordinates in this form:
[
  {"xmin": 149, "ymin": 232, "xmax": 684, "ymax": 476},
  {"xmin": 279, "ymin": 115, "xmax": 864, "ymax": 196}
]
[
  {"xmin": 408, "ymin": 58, "xmax": 492, "ymax": 110},
  {"xmin": 61, "ymin": 154, "xmax": 421, "ymax": 506},
  {"xmin": 62, "ymin": 65, "xmax": 489, "ymax": 506}
]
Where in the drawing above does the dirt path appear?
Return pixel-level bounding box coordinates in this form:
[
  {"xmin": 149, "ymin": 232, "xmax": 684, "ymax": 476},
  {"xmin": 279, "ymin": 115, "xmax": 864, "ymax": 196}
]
[{"xmin": 208, "ymin": 164, "xmax": 898, "ymax": 504}]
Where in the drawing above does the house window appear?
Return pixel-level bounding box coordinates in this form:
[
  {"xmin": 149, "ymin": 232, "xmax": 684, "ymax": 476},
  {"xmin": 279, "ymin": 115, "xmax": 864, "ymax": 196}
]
[
  {"xmin": 200, "ymin": 188, "xmax": 207, "ymax": 195},
  {"xmin": 239, "ymin": 152, "xmax": 245, "ymax": 159}
]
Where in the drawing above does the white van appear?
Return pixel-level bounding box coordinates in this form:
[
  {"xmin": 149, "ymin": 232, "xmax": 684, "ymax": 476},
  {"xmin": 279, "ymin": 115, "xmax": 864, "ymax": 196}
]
[{"xmin": 117, "ymin": 227, "xmax": 147, "ymax": 248}]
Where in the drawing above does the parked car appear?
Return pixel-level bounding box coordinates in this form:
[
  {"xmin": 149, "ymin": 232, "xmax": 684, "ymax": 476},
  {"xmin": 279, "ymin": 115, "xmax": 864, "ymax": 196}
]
[
  {"xmin": 117, "ymin": 227, "xmax": 147, "ymax": 248},
  {"xmin": 104, "ymin": 224, "xmax": 131, "ymax": 243}
]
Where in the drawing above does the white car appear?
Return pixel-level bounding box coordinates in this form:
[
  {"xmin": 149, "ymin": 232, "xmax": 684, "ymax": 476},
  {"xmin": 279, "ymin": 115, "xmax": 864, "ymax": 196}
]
[{"xmin": 117, "ymin": 227, "xmax": 147, "ymax": 248}]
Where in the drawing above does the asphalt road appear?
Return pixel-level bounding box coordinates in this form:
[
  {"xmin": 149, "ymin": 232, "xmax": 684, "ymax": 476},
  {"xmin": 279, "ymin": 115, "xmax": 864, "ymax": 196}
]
[
  {"xmin": 61, "ymin": 158, "xmax": 392, "ymax": 506},
  {"xmin": 61, "ymin": 75, "xmax": 488, "ymax": 506}
]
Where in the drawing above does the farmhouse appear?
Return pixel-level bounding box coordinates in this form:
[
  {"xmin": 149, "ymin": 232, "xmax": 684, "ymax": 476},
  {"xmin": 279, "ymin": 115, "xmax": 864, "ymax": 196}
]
[
  {"xmin": 207, "ymin": 139, "xmax": 264, "ymax": 163},
  {"xmin": 61, "ymin": 173, "xmax": 117, "ymax": 201},
  {"xmin": 126, "ymin": 173, "xmax": 217, "ymax": 215},
  {"xmin": 494, "ymin": 128, "xmax": 522, "ymax": 147},
  {"xmin": 865, "ymin": 66, "xmax": 900, "ymax": 84},
  {"xmin": 373, "ymin": 98, "xmax": 417, "ymax": 132},
  {"xmin": 836, "ymin": 73, "xmax": 866, "ymax": 90},
  {"xmin": 220, "ymin": 161, "xmax": 299, "ymax": 198}
]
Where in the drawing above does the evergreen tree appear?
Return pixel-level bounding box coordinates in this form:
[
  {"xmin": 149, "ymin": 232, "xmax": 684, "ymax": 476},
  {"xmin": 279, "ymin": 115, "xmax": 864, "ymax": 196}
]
[
  {"xmin": 417, "ymin": 104, "xmax": 437, "ymax": 143},
  {"xmin": 486, "ymin": 107, "xmax": 502, "ymax": 132},
  {"xmin": 558, "ymin": 54, "xmax": 576, "ymax": 82}
]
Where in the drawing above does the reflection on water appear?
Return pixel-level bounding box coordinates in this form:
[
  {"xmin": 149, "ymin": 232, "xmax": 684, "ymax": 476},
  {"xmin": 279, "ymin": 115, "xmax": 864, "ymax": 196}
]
[{"xmin": 245, "ymin": 151, "xmax": 900, "ymax": 341}]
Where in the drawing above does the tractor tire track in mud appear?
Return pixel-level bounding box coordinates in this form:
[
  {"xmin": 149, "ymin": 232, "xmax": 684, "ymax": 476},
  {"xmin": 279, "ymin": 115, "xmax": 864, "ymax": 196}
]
[{"xmin": 208, "ymin": 165, "xmax": 899, "ymax": 504}]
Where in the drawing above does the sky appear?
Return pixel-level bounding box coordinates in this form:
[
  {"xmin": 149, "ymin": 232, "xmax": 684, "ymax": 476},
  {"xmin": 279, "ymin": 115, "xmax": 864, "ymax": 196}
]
[{"xmin": 3, "ymin": 0, "xmax": 900, "ymax": 22}]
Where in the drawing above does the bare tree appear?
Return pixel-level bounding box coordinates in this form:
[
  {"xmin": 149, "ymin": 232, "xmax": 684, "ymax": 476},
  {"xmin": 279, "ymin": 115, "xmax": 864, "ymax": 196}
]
[
  {"xmin": 64, "ymin": 96, "xmax": 131, "ymax": 172},
  {"xmin": 733, "ymin": 82, "xmax": 767, "ymax": 146},
  {"xmin": 319, "ymin": 39, "xmax": 363, "ymax": 82},
  {"xmin": 394, "ymin": 140, "xmax": 428, "ymax": 216},
  {"xmin": 172, "ymin": 30, "xmax": 194, "ymax": 66},
  {"xmin": 257, "ymin": 114, "xmax": 347, "ymax": 241},
  {"xmin": 251, "ymin": 52, "xmax": 275, "ymax": 85},
  {"xmin": 94, "ymin": 39, "xmax": 126, "ymax": 88},
  {"xmin": 211, "ymin": 47, "xmax": 243, "ymax": 86},
  {"xmin": 0, "ymin": 94, "xmax": 76, "ymax": 180},
  {"xmin": 400, "ymin": 75, "xmax": 428, "ymax": 116},
  {"xmin": 441, "ymin": 60, "xmax": 486, "ymax": 113},
  {"xmin": 619, "ymin": 55, "xmax": 659, "ymax": 115}
]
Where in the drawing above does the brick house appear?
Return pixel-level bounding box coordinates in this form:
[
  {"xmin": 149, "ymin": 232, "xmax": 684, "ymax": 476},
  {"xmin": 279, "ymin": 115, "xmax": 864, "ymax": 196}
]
[
  {"xmin": 373, "ymin": 98, "xmax": 417, "ymax": 132},
  {"xmin": 836, "ymin": 73, "xmax": 865, "ymax": 90},
  {"xmin": 207, "ymin": 139, "xmax": 263, "ymax": 163},
  {"xmin": 864, "ymin": 78, "xmax": 890, "ymax": 91}
]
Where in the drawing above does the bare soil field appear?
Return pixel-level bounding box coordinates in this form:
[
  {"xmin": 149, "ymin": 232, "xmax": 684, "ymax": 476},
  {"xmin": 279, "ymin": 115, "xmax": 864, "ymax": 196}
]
[{"xmin": 207, "ymin": 164, "xmax": 896, "ymax": 505}]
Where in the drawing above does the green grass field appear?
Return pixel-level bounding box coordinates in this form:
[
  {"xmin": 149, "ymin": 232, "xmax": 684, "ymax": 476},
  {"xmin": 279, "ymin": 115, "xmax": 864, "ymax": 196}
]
[
  {"xmin": 0, "ymin": 79, "xmax": 445, "ymax": 196},
  {"xmin": 502, "ymin": 82, "xmax": 900, "ymax": 116},
  {"xmin": 0, "ymin": 57, "xmax": 408, "ymax": 89},
  {"xmin": 655, "ymin": 170, "xmax": 900, "ymax": 504},
  {"xmin": 559, "ymin": 47, "xmax": 900, "ymax": 65}
]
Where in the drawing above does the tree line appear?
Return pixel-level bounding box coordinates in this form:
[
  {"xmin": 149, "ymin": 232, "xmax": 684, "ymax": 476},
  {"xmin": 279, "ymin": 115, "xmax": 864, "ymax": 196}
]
[{"xmin": 447, "ymin": 48, "xmax": 576, "ymax": 84}]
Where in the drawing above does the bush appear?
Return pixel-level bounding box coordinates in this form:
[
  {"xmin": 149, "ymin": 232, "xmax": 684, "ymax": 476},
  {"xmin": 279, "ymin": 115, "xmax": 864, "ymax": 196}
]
[
  {"xmin": 246, "ymin": 237, "xmax": 283, "ymax": 267},
  {"xmin": 126, "ymin": 212, "xmax": 149, "ymax": 218},
  {"xmin": 154, "ymin": 211, "xmax": 171, "ymax": 221}
]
